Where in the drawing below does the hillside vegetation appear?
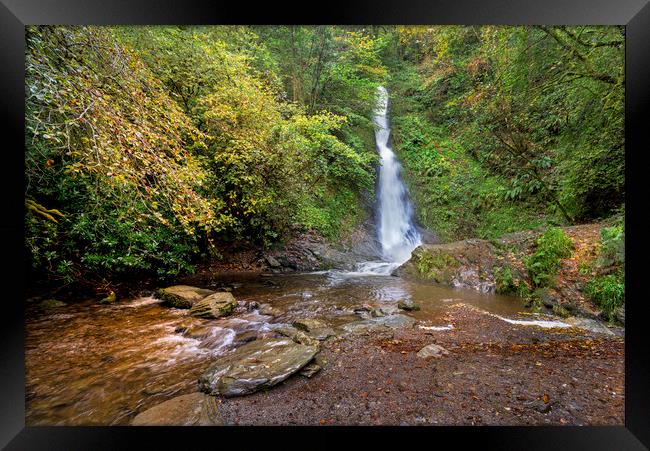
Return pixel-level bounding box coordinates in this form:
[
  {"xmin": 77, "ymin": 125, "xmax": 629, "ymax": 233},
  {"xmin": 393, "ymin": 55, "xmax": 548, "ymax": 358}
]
[{"xmin": 25, "ymin": 26, "xmax": 624, "ymax": 296}]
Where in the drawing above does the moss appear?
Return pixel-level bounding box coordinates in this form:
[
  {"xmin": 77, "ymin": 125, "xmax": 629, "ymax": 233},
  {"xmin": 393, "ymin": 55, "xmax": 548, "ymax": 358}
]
[
  {"xmin": 414, "ymin": 249, "xmax": 460, "ymax": 283},
  {"xmin": 552, "ymin": 305, "xmax": 570, "ymax": 318}
]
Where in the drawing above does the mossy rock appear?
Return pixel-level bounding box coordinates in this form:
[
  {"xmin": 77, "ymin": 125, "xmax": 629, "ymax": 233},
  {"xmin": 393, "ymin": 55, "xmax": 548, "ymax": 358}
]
[
  {"xmin": 156, "ymin": 285, "xmax": 215, "ymax": 309},
  {"xmin": 189, "ymin": 292, "xmax": 237, "ymax": 319},
  {"xmin": 395, "ymin": 245, "xmax": 460, "ymax": 284}
]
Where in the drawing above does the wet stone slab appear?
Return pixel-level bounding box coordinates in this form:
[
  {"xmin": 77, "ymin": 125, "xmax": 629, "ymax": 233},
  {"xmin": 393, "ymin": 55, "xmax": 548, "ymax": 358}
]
[
  {"xmin": 198, "ymin": 338, "xmax": 320, "ymax": 397},
  {"xmin": 131, "ymin": 392, "xmax": 223, "ymax": 426}
]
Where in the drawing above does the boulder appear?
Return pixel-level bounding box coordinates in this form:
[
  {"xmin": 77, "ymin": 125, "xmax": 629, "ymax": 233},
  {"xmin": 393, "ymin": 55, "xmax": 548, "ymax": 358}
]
[
  {"xmin": 342, "ymin": 314, "xmax": 416, "ymax": 335},
  {"xmin": 199, "ymin": 338, "xmax": 319, "ymax": 397},
  {"xmin": 398, "ymin": 299, "xmax": 420, "ymax": 311},
  {"xmin": 156, "ymin": 285, "xmax": 215, "ymax": 309},
  {"xmin": 394, "ymin": 240, "xmax": 497, "ymax": 294},
  {"xmin": 189, "ymin": 292, "xmax": 237, "ymax": 319},
  {"xmin": 131, "ymin": 392, "xmax": 223, "ymax": 426},
  {"xmin": 416, "ymin": 343, "xmax": 450, "ymax": 359}
]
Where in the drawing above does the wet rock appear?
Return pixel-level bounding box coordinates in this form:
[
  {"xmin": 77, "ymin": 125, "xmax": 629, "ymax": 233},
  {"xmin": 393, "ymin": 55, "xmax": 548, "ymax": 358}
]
[
  {"xmin": 258, "ymin": 303, "xmax": 282, "ymax": 317},
  {"xmin": 174, "ymin": 324, "xmax": 190, "ymax": 334},
  {"xmin": 293, "ymin": 318, "xmax": 327, "ymax": 331},
  {"xmin": 292, "ymin": 318, "xmax": 335, "ymax": 340},
  {"xmin": 275, "ymin": 326, "xmax": 320, "ymax": 346},
  {"xmin": 131, "ymin": 392, "xmax": 223, "ymax": 426},
  {"xmin": 189, "ymin": 292, "xmax": 237, "ymax": 319},
  {"xmin": 233, "ymin": 330, "xmax": 258, "ymax": 346},
  {"xmin": 39, "ymin": 299, "xmax": 67, "ymax": 309},
  {"xmin": 156, "ymin": 285, "xmax": 215, "ymax": 309},
  {"xmin": 141, "ymin": 382, "xmax": 167, "ymax": 396},
  {"xmin": 342, "ymin": 314, "xmax": 416, "ymax": 334},
  {"xmin": 417, "ymin": 343, "xmax": 450, "ymax": 359},
  {"xmin": 199, "ymin": 338, "xmax": 319, "ymax": 397},
  {"xmin": 182, "ymin": 325, "xmax": 213, "ymax": 340},
  {"xmin": 265, "ymin": 255, "xmax": 281, "ymax": 268},
  {"xmin": 398, "ymin": 299, "xmax": 420, "ymax": 311},
  {"xmin": 246, "ymin": 301, "xmax": 260, "ymax": 312},
  {"xmin": 300, "ymin": 362, "xmax": 321, "ymax": 378},
  {"xmin": 353, "ymin": 304, "xmax": 382, "ymax": 318}
]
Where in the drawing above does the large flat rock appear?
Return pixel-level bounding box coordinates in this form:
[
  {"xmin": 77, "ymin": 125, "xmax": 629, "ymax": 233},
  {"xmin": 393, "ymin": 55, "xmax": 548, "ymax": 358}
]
[
  {"xmin": 156, "ymin": 285, "xmax": 215, "ymax": 309},
  {"xmin": 131, "ymin": 392, "xmax": 223, "ymax": 426},
  {"xmin": 199, "ymin": 338, "xmax": 319, "ymax": 397}
]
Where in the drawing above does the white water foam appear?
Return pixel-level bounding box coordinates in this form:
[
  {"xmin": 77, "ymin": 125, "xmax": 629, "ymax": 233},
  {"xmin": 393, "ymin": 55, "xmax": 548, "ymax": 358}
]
[{"xmin": 493, "ymin": 315, "xmax": 571, "ymax": 329}]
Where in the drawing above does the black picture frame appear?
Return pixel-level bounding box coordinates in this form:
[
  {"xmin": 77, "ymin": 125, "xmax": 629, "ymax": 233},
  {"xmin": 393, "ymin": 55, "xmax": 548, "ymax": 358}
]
[{"xmin": 2, "ymin": 0, "xmax": 648, "ymax": 449}]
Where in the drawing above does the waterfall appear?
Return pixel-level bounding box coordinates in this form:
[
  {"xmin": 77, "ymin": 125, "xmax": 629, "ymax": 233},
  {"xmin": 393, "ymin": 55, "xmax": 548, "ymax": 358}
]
[{"xmin": 353, "ymin": 86, "xmax": 422, "ymax": 275}]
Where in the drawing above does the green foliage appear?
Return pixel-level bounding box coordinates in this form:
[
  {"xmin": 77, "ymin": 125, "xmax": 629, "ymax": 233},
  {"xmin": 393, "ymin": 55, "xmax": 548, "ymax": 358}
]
[
  {"xmin": 598, "ymin": 223, "xmax": 625, "ymax": 267},
  {"xmin": 493, "ymin": 266, "xmax": 516, "ymax": 294},
  {"xmin": 25, "ymin": 25, "xmax": 383, "ymax": 286},
  {"xmin": 390, "ymin": 106, "xmax": 555, "ymax": 242},
  {"xmin": 389, "ymin": 25, "xmax": 624, "ymax": 233},
  {"xmin": 525, "ymin": 228, "xmax": 574, "ymax": 287},
  {"xmin": 582, "ymin": 218, "xmax": 625, "ymax": 320},
  {"xmin": 493, "ymin": 265, "xmax": 532, "ymax": 297},
  {"xmin": 24, "ymin": 25, "xmax": 625, "ymax": 292},
  {"xmin": 585, "ymin": 271, "xmax": 624, "ymax": 321}
]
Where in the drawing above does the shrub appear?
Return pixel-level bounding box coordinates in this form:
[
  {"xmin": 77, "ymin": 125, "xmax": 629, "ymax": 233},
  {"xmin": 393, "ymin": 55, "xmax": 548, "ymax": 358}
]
[
  {"xmin": 598, "ymin": 223, "xmax": 625, "ymax": 267},
  {"xmin": 585, "ymin": 271, "xmax": 624, "ymax": 321},
  {"xmin": 494, "ymin": 265, "xmax": 517, "ymax": 294},
  {"xmin": 525, "ymin": 227, "xmax": 573, "ymax": 287}
]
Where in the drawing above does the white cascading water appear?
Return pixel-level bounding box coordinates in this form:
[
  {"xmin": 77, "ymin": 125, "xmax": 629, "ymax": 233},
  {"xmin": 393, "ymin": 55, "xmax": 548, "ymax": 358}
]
[{"xmin": 353, "ymin": 86, "xmax": 422, "ymax": 275}]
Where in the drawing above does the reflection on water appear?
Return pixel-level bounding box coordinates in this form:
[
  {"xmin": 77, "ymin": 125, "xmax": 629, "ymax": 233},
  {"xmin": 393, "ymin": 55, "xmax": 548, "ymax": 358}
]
[{"xmin": 26, "ymin": 271, "xmax": 526, "ymax": 425}]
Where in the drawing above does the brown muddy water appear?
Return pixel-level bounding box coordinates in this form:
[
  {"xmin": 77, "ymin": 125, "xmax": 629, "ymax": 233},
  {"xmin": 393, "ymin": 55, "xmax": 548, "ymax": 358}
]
[{"xmin": 25, "ymin": 271, "xmax": 526, "ymax": 425}]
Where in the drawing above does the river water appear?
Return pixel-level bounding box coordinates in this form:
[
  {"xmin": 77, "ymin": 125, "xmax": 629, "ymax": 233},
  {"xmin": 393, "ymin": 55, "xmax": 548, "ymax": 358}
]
[{"xmin": 26, "ymin": 271, "xmax": 526, "ymax": 425}]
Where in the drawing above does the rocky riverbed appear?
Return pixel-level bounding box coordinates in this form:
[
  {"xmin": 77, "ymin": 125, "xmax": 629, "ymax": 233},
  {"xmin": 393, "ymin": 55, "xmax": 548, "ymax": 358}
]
[{"xmin": 25, "ymin": 270, "xmax": 623, "ymax": 426}]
